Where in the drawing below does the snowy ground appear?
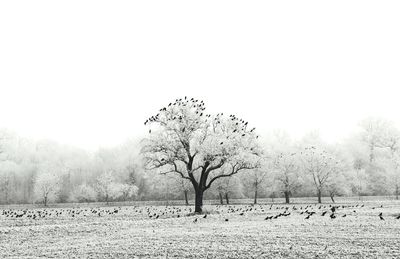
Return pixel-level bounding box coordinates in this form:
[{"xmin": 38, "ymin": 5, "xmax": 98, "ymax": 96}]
[{"xmin": 1, "ymin": 200, "xmax": 400, "ymax": 258}]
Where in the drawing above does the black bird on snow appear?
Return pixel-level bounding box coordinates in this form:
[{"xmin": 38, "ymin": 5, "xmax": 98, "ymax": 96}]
[
  {"xmin": 203, "ymin": 214, "xmax": 207, "ymax": 219},
  {"xmin": 321, "ymin": 211, "xmax": 327, "ymax": 216},
  {"xmin": 225, "ymin": 218, "xmax": 229, "ymax": 222},
  {"xmin": 305, "ymin": 215, "xmax": 311, "ymax": 220},
  {"xmin": 342, "ymin": 214, "xmax": 346, "ymax": 218},
  {"xmin": 193, "ymin": 218, "xmax": 198, "ymax": 223},
  {"xmin": 379, "ymin": 213, "xmax": 384, "ymax": 220},
  {"xmin": 395, "ymin": 215, "xmax": 400, "ymax": 219},
  {"xmin": 330, "ymin": 213, "xmax": 336, "ymax": 219}
]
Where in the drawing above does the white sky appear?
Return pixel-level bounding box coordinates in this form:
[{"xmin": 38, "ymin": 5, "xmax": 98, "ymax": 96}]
[{"xmin": 1, "ymin": 1, "xmax": 399, "ymax": 150}]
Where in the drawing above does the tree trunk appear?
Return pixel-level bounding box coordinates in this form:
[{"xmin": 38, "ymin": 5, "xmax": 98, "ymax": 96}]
[
  {"xmin": 369, "ymin": 145, "xmax": 374, "ymax": 163},
  {"xmin": 219, "ymin": 192, "xmax": 224, "ymax": 205},
  {"xmin": 225, "ymin": 192, "xmax": 229, "ymax": 204},
  {"xmin": 317, "ymin": 189, "xmax": 322, "ymax": 204},
  {"xmin": 330, "ymin": 193, "xmax": 335, "ymax": 203},
  {"xmin": 254, "ymin": 181, "xmax": 258, "ymax": 204},
  {"xmin": 396, "ymin": 185, "xmax": 399, "ymax": 200},
  {"xmin": 195, "ymin": 189, "xmax": 203, "ymax": 213},
  {"xmin": 44, "ymin": 196, "xmax": 48, "ymax": 207},
  {"xmin": 184, "ymin": 190, "xmax": 189, "ymax": 205},
  {"xmin": 284, "ymin": 191, "xmax": 290, "ymax": 204}
]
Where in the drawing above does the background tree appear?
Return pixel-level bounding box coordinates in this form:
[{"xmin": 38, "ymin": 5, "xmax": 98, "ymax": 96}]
[
  {"xmin": 273, "ymin": 150, "xmax": 301, "ymax": 204},
  {"xmin": 96, "ymin": 171, "xmax": 122, "ymax": 204},
  {"xmin": 71, "ymin": 183, "xmax": 97, "ymax": 202},
  {"xmin": 359, "ymin": 117, "xmax": 390, "ymax": 163},
  {"xmin": 325, "ymin": 171, "xmax": 351, "ymax": 203},
  {"xmin": 34, "ymin": 168, "xmax": 60, "ymax": 206},
  {"xmin": 353, "ymin": 158, "xmax": 367, "ymax": 200},
  {"xmin": 242, "ymin": 158, "xmax": 270, "ymax": 204},
  {"xmin": 210, "ymin": 174, "xmax": 242, "ymax": 205},
  {"xmin": 167, "ymin": 174, "xmax": 192, "ymax": 205},
  {"xmin": 142, "ymin": 97, "xmax": 262, "ymax": 213},
  {"xmin": 300, "ymin": 145, "xmax": 341, "ymax": 203}
]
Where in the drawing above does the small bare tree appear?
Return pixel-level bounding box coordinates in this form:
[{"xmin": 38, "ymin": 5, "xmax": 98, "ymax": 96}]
[
  {"xmin": 300, "ymin": 145, "xmax": 340, "ymax": 203},
  {"xmin": 96, "ymin": 171, "xmax": 122, "ymax": 204},
  {"xmin": 274, "ymin": 151, "xmax": 301, "ymax": 204},
  {"xmin": 34, "ymin": 171, "xmax": 60, "ymax": 206}
]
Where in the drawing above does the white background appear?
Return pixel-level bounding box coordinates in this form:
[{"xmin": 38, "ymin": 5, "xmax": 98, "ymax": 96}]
[{"xmin": 1, "ymin": 1, "xmax": 399, "ymax": 150}]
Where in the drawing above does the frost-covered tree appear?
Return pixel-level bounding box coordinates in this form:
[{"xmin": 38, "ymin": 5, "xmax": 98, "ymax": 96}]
[
  {"xmin": 72, "ymin": 183, "xmax": 97, "ymax": 202},
  {"xmin": 325, "ymin": 171, "xmax": 351, "ymax": 203},
  {"xmin": 274, "ymin": 151, "xmax": 301, "ymax": 204},
  {"xmin": 359, "ymin": 117, "xmax": 391, "ymax": 163},
  {"xmin": 120, "ymin": 183, "xmax": 139, "ymax": 201},
  {"xmin": 353, "ymin": 158, "xmax": 368, "ymax": 199},
  {"xmin": 167, "ymin": 174, "xmax": 192, "ymax": 205},
  {"xmin": 300, "ymin": 145, "xmax": 341, "ymax": 203},
  {"xmin": 142, "ymin": 97, "xmax": 262, "ymax": 213},
  {"xmin": 211, "ymin": 174, "xmax": 242, "ymax": 205},
  {"xmin": 34, "ymin": 169, "xmax": 60, "ymax": 206},
  {"xmin": 96, "ymin": 171, "xmax": 122, "ymax": 204},
  {"xmin": 249, "ymin": 169, "xmax": 268, "ymax": 204}
]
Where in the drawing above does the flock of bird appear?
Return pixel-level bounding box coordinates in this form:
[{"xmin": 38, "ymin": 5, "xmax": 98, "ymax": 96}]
[
  {"xmin": 1, "ymin": 207, "xmax": 120, "ymax": 219},
  {"xmin": 1, "ymin": 203, "xmax": 399, "ymax": 222},
  {"xmin": 143, "ymin": 97, "xmax": 259, "ymax": 139}
]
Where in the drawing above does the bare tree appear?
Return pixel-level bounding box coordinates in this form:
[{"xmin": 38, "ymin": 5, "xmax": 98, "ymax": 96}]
[
  {"xmin": 274, "ymin": 151, "xmax": 300, "ymax": 204},
  {"xmin": 359, "ymin": 117, "xmax": 391, "ymax": 163},
  {"xmin": 212, "ymin": 174, "xmax": 241, "ymax": 205},
  {"xmin": 96, "ymin": 171, "xmax": 122, "ymax": 204},
  {"xmin": 300, "ymin": 145, "xmax": 340, "ymax": 203},
  {"xmin": 246, "ymin": 166, "xmax": 269, "ymax": 204},
  {"xmin": 142, "ymin": 97, "xmax": 262, "ymax": 213},
  {"xmin": 34, "ymin": 171, "xmax": 60, "ymax": 206},
  {"xmin": 325, "ymin": 172, "xmax": 350, "ymax": 203},
  {"xmin": 167, "ymin": 174, "xmax": 192, "ymax": 205},
  {"xmin": 353, "ymin": 158, "xmax": 367, "ymax": 200},
  {"xmin": 384, "ymin": 127, "xmax": 400, "ymax": 199}
]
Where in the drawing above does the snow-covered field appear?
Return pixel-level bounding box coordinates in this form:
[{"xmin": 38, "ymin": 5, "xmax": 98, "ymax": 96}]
[{"xmin": 1, "ymin": 200, "xmax": 400, "ymax": 258}]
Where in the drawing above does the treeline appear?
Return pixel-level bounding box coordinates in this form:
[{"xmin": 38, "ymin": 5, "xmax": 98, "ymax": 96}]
[{"xmin": 0, "ymin": 117, "xmax": 399, "ymax": 205}]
